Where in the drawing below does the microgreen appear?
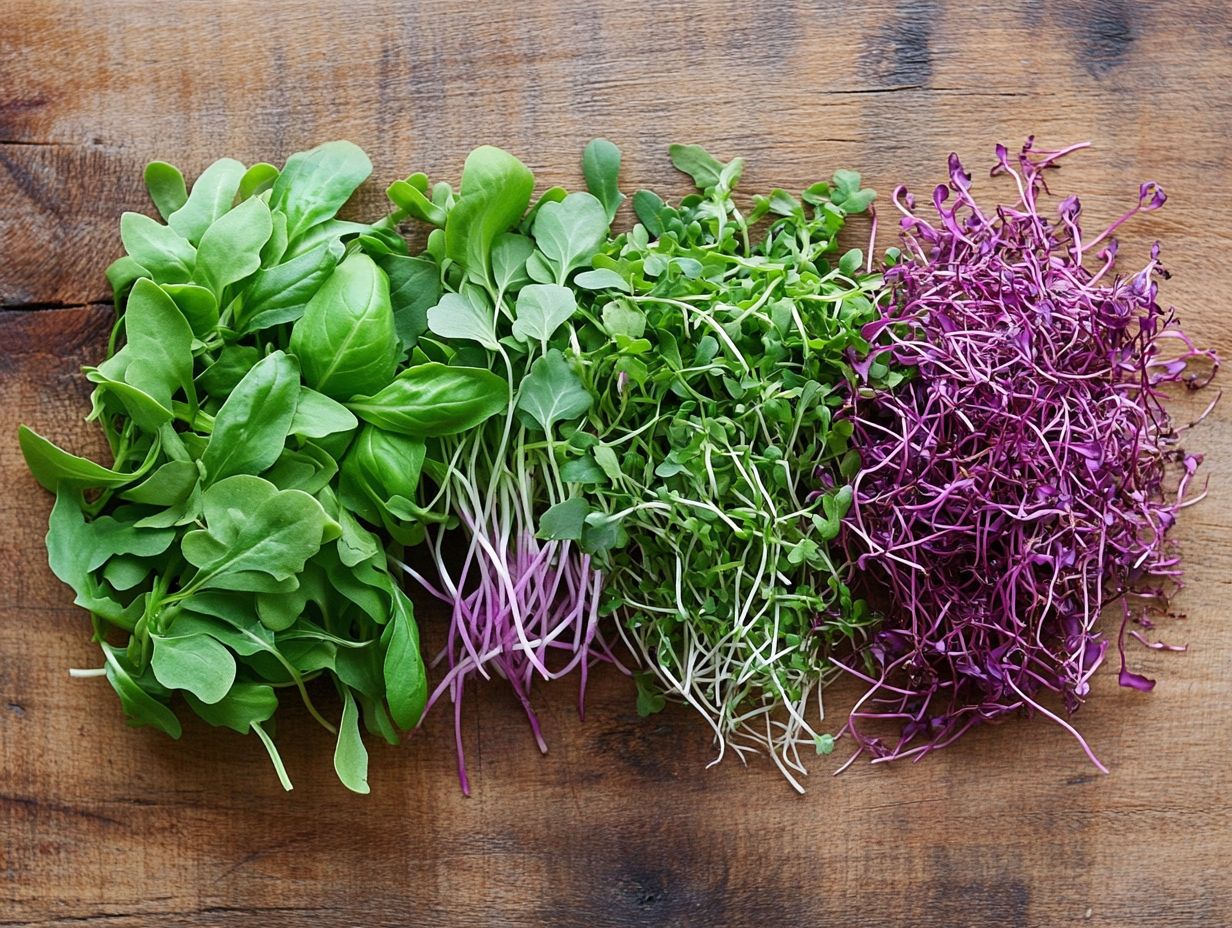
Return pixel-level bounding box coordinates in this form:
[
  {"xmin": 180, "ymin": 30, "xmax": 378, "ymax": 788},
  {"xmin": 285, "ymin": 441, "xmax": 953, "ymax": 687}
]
[
  {"xmin": 838, "ymin": 140, "xmax": 1218, "ymax": 770},
  {"xmin": 385, "ymin": 141, "xmax": 626, "ymax": 794},
  {"xmin": 569, "ymin": 145, "xmax": 895, "ymax": 791}
]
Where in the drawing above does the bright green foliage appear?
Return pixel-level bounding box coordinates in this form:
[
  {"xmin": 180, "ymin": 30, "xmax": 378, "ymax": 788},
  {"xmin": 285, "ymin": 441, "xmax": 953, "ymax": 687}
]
[
  {"xmin": 16, "ymin": 142, "xmax": 506, "ymax": 792},
  {"xmin": 567, "ymin": 145, "xmax": 894, "ymax": 790}
]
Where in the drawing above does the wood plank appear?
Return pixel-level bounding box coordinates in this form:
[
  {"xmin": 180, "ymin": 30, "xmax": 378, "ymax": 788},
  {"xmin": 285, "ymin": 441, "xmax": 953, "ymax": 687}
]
[{"xmin": 1, "ymin": 1, "xmax": 1231, "ymax": 926}]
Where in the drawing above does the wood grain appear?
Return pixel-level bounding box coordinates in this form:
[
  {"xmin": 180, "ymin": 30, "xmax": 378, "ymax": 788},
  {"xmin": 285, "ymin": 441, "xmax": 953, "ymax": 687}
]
[{"xmin": 2, "ymin": 1, "xmax": 1231, "ymax": 926}]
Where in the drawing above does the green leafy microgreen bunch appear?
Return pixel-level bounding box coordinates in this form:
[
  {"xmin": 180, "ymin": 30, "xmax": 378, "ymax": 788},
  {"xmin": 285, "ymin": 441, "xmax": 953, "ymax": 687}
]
[
  {"xmin": 382, "ymin": 143, "xmax": 628, "ymax": 793},
  {"xmin": 565, "ymin": 145, "xmax": 896, "ymax": 790},
  {"xmin": 20, "ymin": 142, "xmax": 506, "ymax": 792}
]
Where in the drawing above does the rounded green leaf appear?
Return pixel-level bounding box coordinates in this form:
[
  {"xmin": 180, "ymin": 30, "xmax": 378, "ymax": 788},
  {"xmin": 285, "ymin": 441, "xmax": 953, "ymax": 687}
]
[{"xmin": 289, "ymin": 252, "xmax": 399, "ymax": 399}]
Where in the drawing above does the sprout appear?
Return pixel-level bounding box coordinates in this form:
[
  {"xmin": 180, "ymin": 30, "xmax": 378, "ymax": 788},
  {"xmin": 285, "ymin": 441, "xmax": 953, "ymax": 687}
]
[{"xmin": 838, "ymin": 138, "xmax": 1218, "ymax": 770}]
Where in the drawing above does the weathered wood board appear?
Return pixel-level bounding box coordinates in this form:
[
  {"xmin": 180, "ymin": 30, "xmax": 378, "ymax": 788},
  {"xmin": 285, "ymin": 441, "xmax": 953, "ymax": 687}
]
[{"xmin": 2, "ymin": 2, "xmax": 1230, "ymax": 925}]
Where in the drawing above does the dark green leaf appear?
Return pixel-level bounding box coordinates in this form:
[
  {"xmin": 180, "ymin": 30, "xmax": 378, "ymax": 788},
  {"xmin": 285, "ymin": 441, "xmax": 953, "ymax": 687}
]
[
  {"xmin": 347, "ymin": 363, "xmax": 508, "ymax": 437},
  {"xmin": 383, "ymin": 587, "xmax": 426, "ymax": 729},
  {"xmin": 374, "ymin": 253, "xmax": 439, "ymax": 353},
  {"xmin": 235, "ymin": 238, "xmax": 344, "ymax": 334},
  {"xmin": 582, "ymin": 138, "xmax": 624, "ymax": 223},
  {"xmin": 201, "ymin": 351, "xmax": 300, "ymax": 483},
  {"xmin": 289, "ymin": 252, "xmax": 398, "ymax": 399},
  {"xmin": 537, "ymin": 497, "xmax": 590, "ymax": 541}
]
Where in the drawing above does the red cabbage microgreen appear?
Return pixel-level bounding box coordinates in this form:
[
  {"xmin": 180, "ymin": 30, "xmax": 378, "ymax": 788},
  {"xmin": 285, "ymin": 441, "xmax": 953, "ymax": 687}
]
[{"xmin": 837, "ymin": 139, "xmax": 1218, "ymax": 771}]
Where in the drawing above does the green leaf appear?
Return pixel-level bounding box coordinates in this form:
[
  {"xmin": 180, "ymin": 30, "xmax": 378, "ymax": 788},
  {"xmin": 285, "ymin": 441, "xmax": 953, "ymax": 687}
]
[
  {"xmin": 151, "ymin": 633, "xmax": 236, "ymax": 704},
  {"xmin": 537, "ymin": 497, "xmax": 590, "ymax": 541},
  {"xmin": 425, "ymin": 288, "xmax": 498, "ymax": 351},
  {"xmin": 582, "ymin": 138, "xmax": 624, "ymax": 223},
  {"xmin": 491, "ymin": 233, "xmax": 534, "ymax": 296},
  {"xmin": 103, "ymin": 556, "xmax": 151, "ymax": 591},
  {"xmin": 373, "ymin": 253, "xmax": 439, "ymax": 354},
  {"xmin": 631, "ymin": 189, "xmax": 666, "ymax": 235},
  {"xmin": 120, "ymin": 460, "xmax": 199, "ymax": 506},
  {"xmin": 18, "ymin": 426, "xmax": 142, "ymax": 492},
  {"xmin": 84, "ymin": 371, "xmax": 172, "ymax": 432},
  {"xmin": 831, "ymin": 170, "xmax": 876, "ymax": 213},
  {"xmin": 167, "ymin": 157, "xmax": 246, "ymax": 244},
  {"xmin": 162, "ymin": 283, "xmax": 219, "ymax": 336},
  {"xmin": 510, "ymin": 283, "xmax": 576, "ymax": 345},
  {"xmin": 574, "ymin": 268, "xmax": 630, "ymax": 292},
  {"xmin": 196, "ymin": 344, "xmax": 259, "ymax": 398},
  {"xmin": 119, "ymin": 212, "xmax": 196, "ymax": 284},
  {"xmin": 264, "ymin": 442, "xmax": 338, "ymax": 495},
  {"xmin": 182, "ymin": 476, "xmax": 338, "ymax": 592},
  {"xmin": 581, "ymin": 510, "xmax": 627, "ymax": 554},
  {"xmin": 387, "ymin": 178, "xmax": 447, "ymax": 226},
  {"xmin": 174, "ymin": 597, "xmax": 275, "ymax": 656},
  {"xmin": 290, "ymin": 252, "xmax": 399, "ymax": 399},
  {"xmin": 340, "ymin": 425, "xmax": 426, "ymax": 511},
  {"xmin": 193, "ymin": 194, "xmax": 273, "ymax": 297},
  {"xmin": 592, "ymin": 445, "xmax": 623, "ymax": 482},
  {"xmin": 601, "ymin": 300, "xmax": 646, "ymax": 339},
  {"xmin": 444, "ymin": 146, "xmax": 535, "ymax": 284},
  {"xmin": 270, "ymin": 140, "xmax": 373, "ymax": 243},
  {"xmin": 186, "ymin": 682, "xmax": 277, "ymax": 734},
  {"xmin": 634, "ymin": 671, "xmax": 666, "ymax": 716},
  {"xmin": 289, "ymin": 386, "xmax": 358, "ymax": 439},
  {"xmin": 44, "ymin": 488, "xmax": 103, "ymax": 606},
  {"xmin": 333, "ymin": 687, "xmax": 370, "ymax": 794},
  {"xmin": 84, "ymin": 513, "xmax": 175, "ymax": 570},
  {"xmin": 103, "ymin": 643, "xmax": 182, "ymax": 738},
  {"xmin": 236, "ymin": 238, "xmax": 344, "ymax": 334},
  {"xmin": 668, "ymin": 143, "xmax": 726, "ymax": 189},
  {"xmin": 200, "ymin": 351, "xmax": 300, "ymax": 483},
  {"xmin": 255, "ymin": 586, "xmax": 310, "ymax": 631},
  {"xmin": 120, "ymin": 279, "xmax": 195, "ymax": 408},
  {"xmin": 347, "ymin": 363, "xmax": 508, "ymax": 437},
  {"xmin": 105, "ymin": 255, "xmax": 151, "ymax": 305},
  {"xmin": 516, "ymin": 349, "xmax": 592, "ymax": 433},
  {"xmin": 337, "ymin": 507, "xmax": 381, "ymax": 567},
  {"xmin": 383, "ymin": 587, "xmax": 426, "ymax": 729},
  {"xmin": 531, "ymin": 192, "xmax": 608, "ymax": 283},
  {"xmin": 838, "ymin": 248, "xmax": 863, "ymax": 276},
  {"xmin": 237, "ymin": 163, "xmax": 279, "ymax": 201},
  {"xmin": 144, "ymin": 161, "xmax": 188, "ymax": 220},
  {"xmin": 559, "ymin": 455, "xmax": 606, "ymax": 484}
]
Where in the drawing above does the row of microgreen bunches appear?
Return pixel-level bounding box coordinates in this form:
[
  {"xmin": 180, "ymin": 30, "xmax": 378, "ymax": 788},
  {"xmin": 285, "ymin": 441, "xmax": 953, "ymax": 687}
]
[{"xmin": 21, "ymin": 138, "xmax": 1211, "ymax": 792}]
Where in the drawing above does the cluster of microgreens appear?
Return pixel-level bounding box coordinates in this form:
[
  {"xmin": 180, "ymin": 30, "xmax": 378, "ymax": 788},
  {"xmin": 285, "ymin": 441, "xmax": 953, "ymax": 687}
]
[
  {"xmin": 567, "ymin": 146, "xmax": 894, "ymax": 791},
  {"xmin": 384, "ymin": 144, "xmax": 628, "ymax": 793},
  {"xmin": 20, "ymin": 135, "xmax": 1215, "ymax": 795},
  {"xmin": 837, "ymin": 139, "xmax": 1218, "ymax": 770}
]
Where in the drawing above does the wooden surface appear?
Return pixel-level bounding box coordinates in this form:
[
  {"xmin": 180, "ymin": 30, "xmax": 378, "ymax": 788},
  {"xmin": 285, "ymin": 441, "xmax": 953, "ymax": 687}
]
[{"xmin": 2, "ymin": 2, "xmax": 1231, "ymax": 925}]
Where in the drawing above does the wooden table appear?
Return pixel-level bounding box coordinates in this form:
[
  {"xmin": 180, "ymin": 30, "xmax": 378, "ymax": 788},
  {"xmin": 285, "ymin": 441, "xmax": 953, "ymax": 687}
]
[{"xmin": 2, "ymin": 2, "xmax": 1230, "ymax": 925}]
